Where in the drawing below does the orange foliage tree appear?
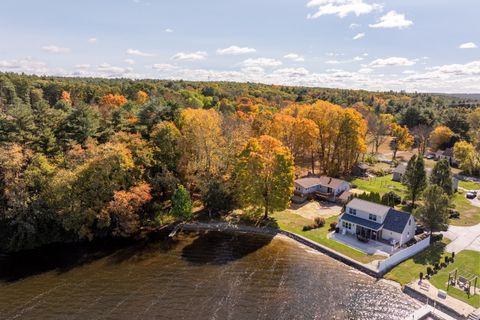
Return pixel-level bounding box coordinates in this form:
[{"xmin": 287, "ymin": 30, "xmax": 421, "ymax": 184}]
[{"xmin": 100, "ymin": 183, "xmax": 152, "ymax": 237}]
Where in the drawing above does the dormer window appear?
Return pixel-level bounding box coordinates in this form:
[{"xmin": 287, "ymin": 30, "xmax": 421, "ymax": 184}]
[
  {"xmin": 349, "ymin": 208, "xmax": 357, "ymax": 215},
  {"xmin": 368, "ymin": 214, "xmax": 377, "ymax": 221}
]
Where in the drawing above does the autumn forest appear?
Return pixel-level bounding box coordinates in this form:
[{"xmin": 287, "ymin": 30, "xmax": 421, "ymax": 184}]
[{"xmin": 0, "ymin": 72, "xmax": 479, "ymax": 253}]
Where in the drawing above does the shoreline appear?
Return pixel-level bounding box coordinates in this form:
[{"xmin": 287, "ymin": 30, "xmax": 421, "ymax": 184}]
[{"xmin": 178, "ymin": 221, "xmax": 474, "ymax": 319}]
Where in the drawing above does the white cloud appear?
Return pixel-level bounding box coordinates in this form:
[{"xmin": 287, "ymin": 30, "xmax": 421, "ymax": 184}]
[
  {"xmin": 126, "ymin": 49, "xmax": 155, "ymax": 57},
  {"xmin": 353, "ymin": 56, "xmax": 364, "ymax": 61},
  {"xmin": 402, "ymin": 70, "xmax": 416, "ymax": 74},
  {"xmin": 369, "ymin": 11, "xmax": 413, "ymax": 29},
  {"xmin": 165, "ymin": 28, "xmax": 174, "ymax": 33},
  {"xmin": 349, "ymin": 23, "xmax": 360, "ymax": 29},
  {"xmin": 326, "ymin": 60, "xmax": 341, "ymax": 64},
  {"xmin": 369, "ymin": 57, "xmax": 416, "ymax": 68},
  {"xmin": 216, "ymin": 45, "xmax": 256, "ymax": 55},
  {"xmin": 124, "ymin": 59, "xmax": 136, "ymax": 65},
  {"xmin": 429, "ymin": 60, "xmax": 480, "ymax": 76},
  {"xmin": 42, "ymin": 45, "xmax": 70, "ymax": 54},
  {"xmin": 75, "ymin": 64, "xmax": 90, "ymax": 69},
  {"xmin": 152, "ymin": 63, "xmax": 178, "ymax": 71},
  {"xmin": 358, "ymin": 67, "xmax": 373, "ymax": 74},
  {"xmin": 242, "ymin": 57, "xmax": 282, "ymax": 67},
  {"xmin": 284, "ymin": 53, "xmax": 305, "ymax": 62},
  {"xmin": 97, "ymin": 63, "xmax": 133, "ymax": 76},
  {"xmin": 459, "ymin": 42, "xmax": 477, "ymax": 49},
  {"xmin": 172, "ymin": 51, "xmax": 207, "ymax": 61},
  {"xmin": 307, "ymin": 0, "xmax": 382, "ymax": 19},
  {"xmin": 0, "ymin": 58, "xmax": 48, "ymax": 73},
  {"xmin": 353, "ymin": 32, "xmax": 365, "ymax": 40},
  {"xmin": 88, "ymin": 37, "xmax": 97, "ymax": 44}
]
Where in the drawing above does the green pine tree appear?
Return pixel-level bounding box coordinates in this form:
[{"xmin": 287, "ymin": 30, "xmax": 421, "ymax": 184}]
[
  {"xmin": 170, "ymin": 185, "xmax": 193, "ymax": 220},
  {"xmin": 430, "ymin": 159, "xmax": 454, "ymax": 196},
  {"xmin": 402, "ymin": 154, "xmax": 427, "ymax": 207}
]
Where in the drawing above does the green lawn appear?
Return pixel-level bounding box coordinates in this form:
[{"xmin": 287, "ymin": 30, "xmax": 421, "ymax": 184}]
[
  {"xmin": 352, "ymin": 175, "xmax": 480, "ymax": 226},
  {"xmin": 450, "ymin": 192, "xmax": 480, "ymax": 226},
  {"xmin": 271, "ymin": 210, "xmax": 384, "ymax": 264},
  {"xmin": 430, "ymin": 250, "xmax": 480, "ymax": 308},
  {"xmin": 458, "ymin": 180, "xmax": 480, "ymax": 190},
  {"xmin": 351, "ymin": 174, "xmax": 407, "ymax": 197},
  {"xmin": 384, "ymin": 240, "xmax": 449, "ymax": 286}
]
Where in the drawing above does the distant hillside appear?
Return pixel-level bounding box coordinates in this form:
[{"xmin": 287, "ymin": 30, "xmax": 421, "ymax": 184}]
[{"xmin": 446, "ymin": 93, "xmax": 480, "ymax": 100}]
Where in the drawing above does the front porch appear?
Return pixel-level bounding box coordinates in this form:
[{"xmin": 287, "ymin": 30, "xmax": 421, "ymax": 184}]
[{"xmin": 328, "ymin": 232, "xmax": 394, "ymax": 256}]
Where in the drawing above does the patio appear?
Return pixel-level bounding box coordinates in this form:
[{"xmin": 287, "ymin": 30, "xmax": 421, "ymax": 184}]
[{"xmin": 328, "ymin": 232, "xmax": 394, "ymax": 257}]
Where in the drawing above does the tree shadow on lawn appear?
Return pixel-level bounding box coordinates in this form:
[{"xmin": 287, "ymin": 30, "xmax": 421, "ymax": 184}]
[{"xmin": 411, "ymin": 241, "xmax": 447, "ymax": 266}]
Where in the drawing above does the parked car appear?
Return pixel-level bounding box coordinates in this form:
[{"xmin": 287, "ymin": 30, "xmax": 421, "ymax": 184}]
[
  {"xmin": 466, "ymin": 192, "xmax": 476, "ymax": 199},
  {"xmin": 425, "ymin": 154, "xmax": 435, "ymax": 160}
]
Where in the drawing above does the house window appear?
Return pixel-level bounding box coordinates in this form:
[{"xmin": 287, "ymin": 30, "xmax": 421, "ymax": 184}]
[
  {"xmin": 342, "ymin": 221, "xmax": 352, "ymax": 230},
  {"xmin": 349, "ymin": 208, "xmax": 357, "ymax": 215},
  {"xmin": 368, "ymin": 214, "xmax": 377, "ymax": 221}
]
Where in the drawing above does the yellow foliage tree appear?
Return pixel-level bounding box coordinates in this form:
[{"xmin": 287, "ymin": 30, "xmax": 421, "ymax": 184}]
[
  {"xmin": 135, "ymin": 91, "xmax": 149, "ymax": 104},
  {"xmin": 236, "ymin": 135, "xmax": 295, "ymax": 219},
  {"xmin": 178, "ymin": 108, "xmax": 225, "ymax": 187},
  {"xmin": 390, "ymin": 123, "xmax": 414, "ymax": 160},
  {"xmin": 454, "ymin": 141, "xmax": 480, "ymax": 175},
  {"xmin": 429, "ymin": 126, "xmax": 454, "ymax": 151}
]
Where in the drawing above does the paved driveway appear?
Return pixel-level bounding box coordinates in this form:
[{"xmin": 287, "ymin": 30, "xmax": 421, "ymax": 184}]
[{"xmin": 443, "ymin": 223, "xmax": 480, "ymax": 253}]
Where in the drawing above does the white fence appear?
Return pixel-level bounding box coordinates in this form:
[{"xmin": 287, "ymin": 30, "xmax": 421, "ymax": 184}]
[{"xmin": 378, "ymin": 236, "xmax": 431, "ymax": 273}]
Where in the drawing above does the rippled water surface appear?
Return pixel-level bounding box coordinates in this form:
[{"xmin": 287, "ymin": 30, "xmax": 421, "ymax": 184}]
[{"xmin": 0, "ymin": 231, "xmax": 420, "ymax": 319}]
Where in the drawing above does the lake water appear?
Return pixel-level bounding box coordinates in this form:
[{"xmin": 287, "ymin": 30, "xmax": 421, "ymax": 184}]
[{"xmin": 0, "ymin": 231, "xmax": 420, "ymax": 319}]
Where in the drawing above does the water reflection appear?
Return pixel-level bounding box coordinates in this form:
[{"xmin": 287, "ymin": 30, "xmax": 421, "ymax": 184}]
[{"xmin": 0, "ymin": 231, "xmax": 419, "ymax": 319}]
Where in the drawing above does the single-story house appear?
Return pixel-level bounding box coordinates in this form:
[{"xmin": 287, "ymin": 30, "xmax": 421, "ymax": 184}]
[
  {"xmin": 392, "ymin": 163, "xmax": 407, "ymax": 182},
  {"xmin": 392, "ymin": 163, "xmax": 458, "ymax": 191},
  {"xmin": 351, "ymin": 163, "xmax": 369, "ymax": 177},
  {"xmin": 294, "ymin": 176, "xmax": 350, "ymax": 202},
  {"xmin": 435, "ymin": 148, "xmax": 457, "ymax": 166},
  {"xmin": 338, "ymin": 198, "xmax": 416, "ymax": 246}
]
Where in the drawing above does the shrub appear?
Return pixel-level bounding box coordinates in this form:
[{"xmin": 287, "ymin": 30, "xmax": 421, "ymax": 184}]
[
  {"xmin": 441, "ymin": 262, "xmax": 447, "ymax": 268},
  {"xmin": 444, "ymin": 256, "xmax": 449, "ymax": 265},
  {"xmin": 314, "ymin": 217, "xmax": 325, "ymax": 228},
  {"xmin": 419, "ymin": 272, "xmax": 424, "ymax": 280},
  {"xmin": 382, "ymin": 191, "xmax": 402, "ymax": 206},
  {"xmin": 329, "ymin": 222, "xmax": 337, "ymax": 231},
  {"xmin": 302, "ymin": 225, "xmax": 313, "ymax": 231},
  {"xmin": 451, "ymin": 252, "xmax": 455, "ymax": 259},
  {"xmin": 427, "ymin": 267, "xmax": 433, "ymax": 275},
  {"xmin": 432, "ymin": 234, "xmax": 443, "ymax": 243},
  {"xmin": 434, "ymin": 263, "xmax": 440, "ymax": 270}
]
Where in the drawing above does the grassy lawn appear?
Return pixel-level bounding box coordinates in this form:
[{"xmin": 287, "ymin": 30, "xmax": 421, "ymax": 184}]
[
  {"xmin": 271, "ymin": 210, "xmax": 384, "ymax": 264},
  {"xmin": 450, "ymin": 192, "xmax": 480, "ymax": 226},
  {"xmin": 351, "ymin": 174, "xmax": 407, "ymax": 197},
  {"xmin": 458, "ymin": 180, "xmax": 480, "ymax": 190},
  {"xmin": 384, "ymin": 240, "xmax": 449, "ymax": 286},
  {"xmin": 430, "ymin": 250, "xmax": 480, "ymax": 308}
]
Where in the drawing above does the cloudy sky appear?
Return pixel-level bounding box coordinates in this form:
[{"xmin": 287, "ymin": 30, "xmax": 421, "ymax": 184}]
[{"xmin": 0, "ymin": 0, "xmax": 479, "ymax": 93}]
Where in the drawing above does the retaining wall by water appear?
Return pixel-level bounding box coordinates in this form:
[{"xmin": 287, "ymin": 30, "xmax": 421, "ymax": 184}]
[{"xmin": 277, "ymin": 230, "xmax": 381, "ymax": 277}]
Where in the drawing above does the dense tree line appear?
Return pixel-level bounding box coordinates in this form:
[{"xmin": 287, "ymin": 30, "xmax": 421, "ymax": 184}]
[{"xmin": 0, "ymin": 72, "xmax": 478, "ymax": 252}]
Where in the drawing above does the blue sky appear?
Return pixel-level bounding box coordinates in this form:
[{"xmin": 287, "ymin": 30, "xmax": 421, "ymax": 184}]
[{"xmin": 0, "ymin": 0, "xmax": 479, "ymax": 92}]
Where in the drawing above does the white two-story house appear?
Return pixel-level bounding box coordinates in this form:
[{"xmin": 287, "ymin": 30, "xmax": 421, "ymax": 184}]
[
  {"xmin": 294, "ymin": 176, "xmax": 350, "ymax": 202},
  {"xmin": 338, "ymin": 198, "xmax": 416, "ymax": 246}
]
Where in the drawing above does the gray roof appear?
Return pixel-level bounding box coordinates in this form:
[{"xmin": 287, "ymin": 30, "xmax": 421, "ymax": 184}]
[
  {"xmin": 340, "ymin": 213, "xmax": 383, "ymax": 230},
  {"xmin": 346, "ymin": 198, "xmax": 390, "ymax": 217},
  {"xmin": 383, "ymin": 209, "xmax": 412, "ymax": 234},
  {"xmin": 295, "ymin": 177, "xmax": 322, "ymax": 189},
  {"xmin": 295, "ymin": 176, "xmax": 347, "ymax": 190},
  {"xmin": 393, "ymin": 163, "xmax": 407, "ymax": 175}
]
